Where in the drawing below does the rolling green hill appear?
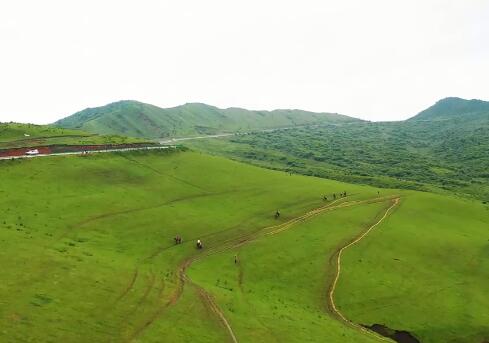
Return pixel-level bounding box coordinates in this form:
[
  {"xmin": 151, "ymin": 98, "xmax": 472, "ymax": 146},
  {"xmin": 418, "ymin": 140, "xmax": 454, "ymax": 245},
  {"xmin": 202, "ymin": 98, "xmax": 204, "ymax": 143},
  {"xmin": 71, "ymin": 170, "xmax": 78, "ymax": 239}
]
[
  {"xmin": 54, "ymin": 100, "xmax": 359, "ymax": 139},
  {"xmin": 1, "ymin": 149, "xmax": 487, "ymax": 342},
  {"xmin": 185, "ymin": 97, "xmax": 489, "ymax": 201},
  {"xmin": 410, "ymin": 97, "xmax": 489, "ymax": 121}
]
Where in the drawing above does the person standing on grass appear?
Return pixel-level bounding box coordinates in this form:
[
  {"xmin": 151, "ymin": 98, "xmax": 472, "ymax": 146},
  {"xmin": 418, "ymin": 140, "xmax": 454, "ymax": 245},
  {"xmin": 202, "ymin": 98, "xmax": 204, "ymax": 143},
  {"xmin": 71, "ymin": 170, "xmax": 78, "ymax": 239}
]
[
  {"xmin": 174, "ymin": 235, "xmax": 182, "ymax": 244},
  {"xmin": 234, "ymin": 254, "xmax": 239, "ymax": 264}
]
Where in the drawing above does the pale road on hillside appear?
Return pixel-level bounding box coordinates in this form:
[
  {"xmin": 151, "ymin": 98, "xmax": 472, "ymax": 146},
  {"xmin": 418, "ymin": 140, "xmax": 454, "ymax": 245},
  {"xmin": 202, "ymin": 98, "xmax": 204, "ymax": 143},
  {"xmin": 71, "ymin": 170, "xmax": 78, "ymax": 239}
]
[
  {"xmin": 158, "ymin": 122, "xmax": 360, "ymax": 145},
  {"xmin": 0, "ymin": 146, "xmax": 174, "ymax": 161}
]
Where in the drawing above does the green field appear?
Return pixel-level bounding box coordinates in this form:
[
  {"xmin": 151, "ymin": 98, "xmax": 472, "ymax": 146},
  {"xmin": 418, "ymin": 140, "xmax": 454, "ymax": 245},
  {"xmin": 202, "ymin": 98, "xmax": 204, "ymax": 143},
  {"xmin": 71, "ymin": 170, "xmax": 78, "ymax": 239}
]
[{"xmin": 1, "ymin": 149, "xmax": 487, "ymax": 342}]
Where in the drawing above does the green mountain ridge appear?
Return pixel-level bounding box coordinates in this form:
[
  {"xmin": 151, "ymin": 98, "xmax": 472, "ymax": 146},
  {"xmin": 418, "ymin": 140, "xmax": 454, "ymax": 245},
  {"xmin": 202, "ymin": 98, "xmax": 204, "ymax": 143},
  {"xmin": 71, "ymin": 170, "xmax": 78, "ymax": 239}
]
[
  {"xmin": 54, "ymin": 100, "xmax": 358, "ymax": 139},
  {"xmin": 410, "ymin": 97, "xmax": 489, "ymax": 121},
  {"xmin": 54, "ymin": 97, "xmax": 489, "ymax": 140}
]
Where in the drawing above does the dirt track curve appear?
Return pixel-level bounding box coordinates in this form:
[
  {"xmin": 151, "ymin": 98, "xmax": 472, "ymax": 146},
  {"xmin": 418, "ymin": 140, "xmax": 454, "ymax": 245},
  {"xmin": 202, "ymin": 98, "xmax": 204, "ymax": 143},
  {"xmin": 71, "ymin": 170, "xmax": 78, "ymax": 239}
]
[
  {"xmin": 328, "ymin": 198, "xmax": 400, "ymax": 342},
  {"xmin": 127, "ymin": 195, "xmax": 400, "ymax": 342}
]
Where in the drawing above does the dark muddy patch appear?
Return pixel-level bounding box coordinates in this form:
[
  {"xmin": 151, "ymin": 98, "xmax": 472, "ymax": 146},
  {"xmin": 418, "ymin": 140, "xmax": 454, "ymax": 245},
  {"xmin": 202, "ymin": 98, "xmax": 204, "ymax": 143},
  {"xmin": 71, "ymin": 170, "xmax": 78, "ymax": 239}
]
[{"xmin": 363, "ymin": 324, "xmax": 420, "ymax": 343}]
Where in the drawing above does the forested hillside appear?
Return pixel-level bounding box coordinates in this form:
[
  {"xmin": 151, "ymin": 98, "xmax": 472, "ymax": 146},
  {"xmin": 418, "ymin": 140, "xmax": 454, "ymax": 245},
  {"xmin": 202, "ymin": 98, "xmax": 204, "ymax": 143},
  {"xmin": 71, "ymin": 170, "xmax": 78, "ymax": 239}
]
[{"xmin": 186, "ymin": 98, "xmax": 489, "ymax": 201}]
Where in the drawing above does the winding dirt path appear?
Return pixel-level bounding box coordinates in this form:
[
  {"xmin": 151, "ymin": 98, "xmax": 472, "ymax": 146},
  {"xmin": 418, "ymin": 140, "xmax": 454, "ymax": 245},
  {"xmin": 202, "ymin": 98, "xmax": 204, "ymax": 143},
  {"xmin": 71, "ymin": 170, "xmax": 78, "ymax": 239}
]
[
  {"xmin": 189, "ymin": 279, "xmax": 239, "ymax": 343},
  {"xmin": 327, "ymin": 198, "xmax": 400, "ymax": 342},
  {"xmin": 127, "ymin": 194, "xmax": 400, "ymax": 342},
  {"xmin": 126, "ymin": 197, "xmax": 351, "ymax": 341},
  {"xmin": 178, "ymin": 195, "xmax": 400, "ymax": 343}
]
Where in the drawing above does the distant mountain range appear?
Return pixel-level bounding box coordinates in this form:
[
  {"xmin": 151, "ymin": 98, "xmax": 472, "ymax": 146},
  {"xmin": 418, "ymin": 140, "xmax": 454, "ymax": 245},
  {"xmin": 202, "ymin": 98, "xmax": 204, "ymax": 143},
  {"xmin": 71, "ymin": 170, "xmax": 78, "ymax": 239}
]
[
  {"xmin": 54, "ymin": 101, "xmax": 357, "ymax": 139},
  {"xmin": 54, "ymin": 97, "xmax": 489, "ymax": 139}
]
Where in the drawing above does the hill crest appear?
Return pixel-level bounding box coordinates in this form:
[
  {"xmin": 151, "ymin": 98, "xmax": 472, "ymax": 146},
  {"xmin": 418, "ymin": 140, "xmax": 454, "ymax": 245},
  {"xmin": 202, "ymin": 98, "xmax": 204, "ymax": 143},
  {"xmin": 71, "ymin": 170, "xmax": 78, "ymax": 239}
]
[
  {"xmin": 55, "ymin": 101, "xmax": 359, "ymax": 139},
  {"xmin": 410, "ymin": 97, "xmax": 489, "ymax": 121}
]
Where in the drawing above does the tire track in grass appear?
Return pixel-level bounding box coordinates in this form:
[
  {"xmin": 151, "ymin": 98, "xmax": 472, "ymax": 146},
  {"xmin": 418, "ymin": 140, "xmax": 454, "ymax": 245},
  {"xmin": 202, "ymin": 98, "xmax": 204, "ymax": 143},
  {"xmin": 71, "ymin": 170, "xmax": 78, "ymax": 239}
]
[
  {"xmin": 126, "ymin": 259, "xmax": 190, "ymax": 342},
  {"xmin": 116, "ymin": 269, "xmax": 139, "ymax": 302},
  {"xmin": 192, "ymin": 281, "xmax": 239, "ymax": 343},
  {"xmin": 118, "ymin": 154, "xmax": 209, "ymax": 193},
  {"xmin": 60, "ymin": 191, "xmax": 236, "ymax": 239},
  {"xmin": 121, "ymin": 272, "xmax": 157, "ymax": 321},
  {"xmin": 327, "ymin": 198, "xmax": 400, "ymax": 342},
  {"xmin": 235, "ymin": 258, "xmax": 280, "ymax": 343},
  {"xmin": 127, "ymin": 195, "xmax": 399, "ymax": 342}
]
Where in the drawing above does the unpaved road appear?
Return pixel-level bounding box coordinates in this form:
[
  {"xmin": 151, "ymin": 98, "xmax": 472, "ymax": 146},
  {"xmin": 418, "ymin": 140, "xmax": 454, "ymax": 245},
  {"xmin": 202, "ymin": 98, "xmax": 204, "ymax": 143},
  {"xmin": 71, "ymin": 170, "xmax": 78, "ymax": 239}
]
[
  {"xmin": 160, "ymin": 133, "xmax": 235, "ymax": 144},
  {"xmin": 157, "ymin": 123, "xmax": 355, "ymax": 145},
  {"xmin": 0, "ymin": 145, "xmax": 173, "ymax": 160},
  {"xmin": 128, "ymin": 195, "xmax": 399, "ymax": 343},
  {"xmin": 184, "ymin": 196, "xmax": 401, "ymax": 343},
  {"xmin": 328, "ymin": 198, "xmax": 400, "ymax": 342}
]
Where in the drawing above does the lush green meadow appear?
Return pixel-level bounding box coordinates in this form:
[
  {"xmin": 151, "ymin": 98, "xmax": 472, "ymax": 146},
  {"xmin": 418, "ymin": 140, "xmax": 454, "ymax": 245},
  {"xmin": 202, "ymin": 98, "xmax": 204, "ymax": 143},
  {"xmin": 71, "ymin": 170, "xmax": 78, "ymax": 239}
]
[{"xmin": 0, "ymin": 150, "xmax": 487, "ymax": 342}]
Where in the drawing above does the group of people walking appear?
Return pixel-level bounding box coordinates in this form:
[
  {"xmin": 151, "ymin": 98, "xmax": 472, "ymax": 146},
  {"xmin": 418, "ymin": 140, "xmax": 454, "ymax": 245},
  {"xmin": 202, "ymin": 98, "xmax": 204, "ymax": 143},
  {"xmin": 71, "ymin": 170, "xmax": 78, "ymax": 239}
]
[
  {"xmin": 324, "ymin": 191, "xmax": 347, "ymax": 201},
  {"xmin": 174, "ymin": 235, "xmax": 203, "ymax": 249}
]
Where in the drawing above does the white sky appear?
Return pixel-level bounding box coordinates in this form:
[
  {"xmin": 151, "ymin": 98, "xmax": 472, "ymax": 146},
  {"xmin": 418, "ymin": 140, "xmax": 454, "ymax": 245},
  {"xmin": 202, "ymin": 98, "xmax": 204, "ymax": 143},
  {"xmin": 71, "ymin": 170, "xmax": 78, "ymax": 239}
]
[{"xmin": 1, "ymin": 0, "xmax": 488, "ymax": 124}]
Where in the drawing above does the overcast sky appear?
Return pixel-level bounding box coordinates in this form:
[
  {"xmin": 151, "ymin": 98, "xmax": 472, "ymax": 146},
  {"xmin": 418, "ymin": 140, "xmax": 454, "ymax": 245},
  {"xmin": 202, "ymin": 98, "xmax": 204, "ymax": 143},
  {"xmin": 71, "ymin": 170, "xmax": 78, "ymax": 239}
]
[{"xmin": 1, "ymin": 0, "xmax": 488, "ymax": 124}]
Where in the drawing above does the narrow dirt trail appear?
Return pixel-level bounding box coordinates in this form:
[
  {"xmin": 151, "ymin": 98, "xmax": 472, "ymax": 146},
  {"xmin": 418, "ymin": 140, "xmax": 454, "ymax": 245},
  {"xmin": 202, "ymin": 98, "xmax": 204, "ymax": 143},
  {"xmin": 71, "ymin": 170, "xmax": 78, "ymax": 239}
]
[
  {"xmin": 327, "ymin": 198, "xmax": 400, "ymax": 342},
  {"xmin": 189, "ymin": 279, "xmax": 239, "ymax": 343},
  {"xmin": 179, "ymin": 195, "xmax": 400, "ymax": 343},
  {"xmin": 127, "ymin": 194, "xmax": 400, "ymax": 342},
  {"xmin": 126, "ymin": 197, "xmax": 351, "ymax": 341}
]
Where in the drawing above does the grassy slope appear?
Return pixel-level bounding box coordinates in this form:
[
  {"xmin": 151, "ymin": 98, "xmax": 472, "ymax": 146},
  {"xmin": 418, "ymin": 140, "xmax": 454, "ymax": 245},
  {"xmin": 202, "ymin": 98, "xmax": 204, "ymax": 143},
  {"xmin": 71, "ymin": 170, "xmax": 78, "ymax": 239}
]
[
  {"xmin": 0, "ymin": 122, "xmax": 147, "ymax": 149},
  {"xmin": 0, "ymin": 150, "xmax": 379, "ymax": 342},
  {"xmin": 1, "ymin": 150, "xmax": 487, "ymax": 342},
  {"xmin": 54, "ymin": 100, "xmax": 358, "ymax": 139},
  {"xmin": 336, "ymin": 193, "xmax": 489, "ymax": 343}
]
